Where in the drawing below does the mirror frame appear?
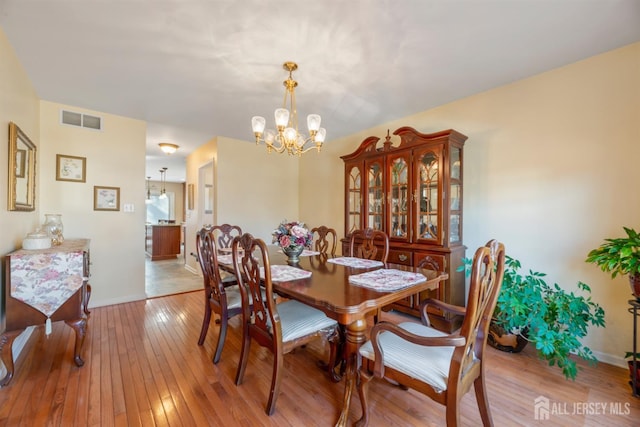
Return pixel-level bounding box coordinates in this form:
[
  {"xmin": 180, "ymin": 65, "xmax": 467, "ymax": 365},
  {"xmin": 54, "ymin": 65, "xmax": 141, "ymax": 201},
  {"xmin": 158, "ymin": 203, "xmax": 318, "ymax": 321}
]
[{"xmin": 8, "ymin": 121, "xmax": 36, "ymax": 211}]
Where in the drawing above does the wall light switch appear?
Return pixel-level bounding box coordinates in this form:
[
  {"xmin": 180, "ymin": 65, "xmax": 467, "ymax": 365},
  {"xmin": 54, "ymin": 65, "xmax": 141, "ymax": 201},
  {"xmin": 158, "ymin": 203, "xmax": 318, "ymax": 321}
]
[{"xmin": 123, "ymin": 203, "xmax": 134, "ymax": 212}]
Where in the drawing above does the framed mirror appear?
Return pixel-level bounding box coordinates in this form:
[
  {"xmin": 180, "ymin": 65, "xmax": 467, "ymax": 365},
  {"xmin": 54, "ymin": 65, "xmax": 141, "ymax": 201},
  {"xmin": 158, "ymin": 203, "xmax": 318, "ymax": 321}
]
[{"xmin": 8, "ymin": 121, "xmax": 36, "ymax": 211}]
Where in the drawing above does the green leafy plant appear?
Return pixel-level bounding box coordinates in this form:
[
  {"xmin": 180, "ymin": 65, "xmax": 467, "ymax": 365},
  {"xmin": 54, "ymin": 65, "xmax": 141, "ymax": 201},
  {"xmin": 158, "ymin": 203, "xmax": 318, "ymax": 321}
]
[
  {"xmin": 458, "ymin": 255, "xmax": 605, "ymax": 380},
  {"xmin": 586, "ymin": 226, "xmax": 640, "ymax": 279}
]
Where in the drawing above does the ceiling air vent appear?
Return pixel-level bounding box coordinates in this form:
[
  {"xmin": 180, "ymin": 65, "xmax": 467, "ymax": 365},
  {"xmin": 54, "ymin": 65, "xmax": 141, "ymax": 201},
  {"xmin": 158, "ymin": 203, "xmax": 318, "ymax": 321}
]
[{"xmin": 60, "ymin": 110, "xmax": 103, "ymax": 130}]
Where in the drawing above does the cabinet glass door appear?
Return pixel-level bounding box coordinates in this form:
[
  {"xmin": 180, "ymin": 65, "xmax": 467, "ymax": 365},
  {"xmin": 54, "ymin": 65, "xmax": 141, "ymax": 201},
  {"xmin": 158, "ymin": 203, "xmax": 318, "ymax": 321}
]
[
  {"xmin": 366, "ymin": 160, "xmax": 384, "ymax": 231},
  {"xmin": 449, "ymin": 147, "xmax": 462, "ymax": 244},
  {"xmin": 389, "ymin": 155, "xmax": 409, "ymax": 240},
  {"xmin": 346, "ymin": 165, "xmax": 362, "ymax": 234},
  {"xmin": 415, "ymin": 148, "xmax": 442, "ymax": 244}
]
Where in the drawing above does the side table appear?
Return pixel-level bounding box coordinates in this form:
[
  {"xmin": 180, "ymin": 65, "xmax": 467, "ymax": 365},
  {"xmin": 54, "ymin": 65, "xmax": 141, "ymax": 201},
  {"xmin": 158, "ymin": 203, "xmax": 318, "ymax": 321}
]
[{"xmin": 0, "ymin": 239, "xmax": 91, "ymax": 387}]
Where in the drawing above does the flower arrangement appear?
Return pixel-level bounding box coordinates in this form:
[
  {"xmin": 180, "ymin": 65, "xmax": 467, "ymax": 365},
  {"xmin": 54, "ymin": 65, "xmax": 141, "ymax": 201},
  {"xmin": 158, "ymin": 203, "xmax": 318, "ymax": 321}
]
[{"xmin": 272, "ymin": 220, "xmax": 313, "ymax": 251}]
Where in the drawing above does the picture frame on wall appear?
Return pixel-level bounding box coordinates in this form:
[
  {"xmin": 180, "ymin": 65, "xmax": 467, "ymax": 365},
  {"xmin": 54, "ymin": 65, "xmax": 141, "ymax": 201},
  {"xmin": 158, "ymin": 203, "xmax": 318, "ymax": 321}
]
[
  {"xmin": 56, "ymin": 154, "xmax": 86, "ymax": 182},
  {"xmin": 16, "ymin": 149, "xmax": 26, "ymax": 178},
  {"xmin": 94, "ymin": 186, "xmax": 120, "ymax": 211}
]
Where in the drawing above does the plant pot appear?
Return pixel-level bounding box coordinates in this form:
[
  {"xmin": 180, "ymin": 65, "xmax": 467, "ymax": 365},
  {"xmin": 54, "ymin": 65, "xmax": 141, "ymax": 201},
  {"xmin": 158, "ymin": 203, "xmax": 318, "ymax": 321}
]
[
  {"xmin": 487, "ymin": 321, "xmax": 529, "ymax": 353},
  {"xmin": 628, "ymin": 360, "xmax": 640, "ymax": 394},
  {"xmin": 630, "ymin": 274, "xmax": 640, "ymax": 301}
]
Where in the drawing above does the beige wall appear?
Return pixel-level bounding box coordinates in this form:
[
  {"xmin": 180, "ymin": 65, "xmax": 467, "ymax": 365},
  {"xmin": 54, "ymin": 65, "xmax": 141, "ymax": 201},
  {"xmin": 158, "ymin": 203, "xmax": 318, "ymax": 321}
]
[
  {"xmin": 39, "ymin": 101, "xmax": 147, "ymax": 307},
  {"xmin": 0, "ymin": 28, "xmax": 40, "ymax": 362},
  {"xmin": 300, "ymin": 41, "xmax": 640, "ymax": 366},
  {"xmin": 184, "ymin": 136, "xmax": 299, "ymax": 273}
]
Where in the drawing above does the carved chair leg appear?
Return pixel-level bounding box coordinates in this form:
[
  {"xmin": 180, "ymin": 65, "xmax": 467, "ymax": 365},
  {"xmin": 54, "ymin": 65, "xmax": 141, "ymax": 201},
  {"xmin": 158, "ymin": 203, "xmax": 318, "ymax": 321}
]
[
  {"xmin": 474, "ymin": 375, "xmax": 494, "ymax": 426},
  {"xmin": 319, "ymin": 326, "xmax": 343, "ymax": 382},
  {"xmin": 212, "ymin": 315, "xmax": 228, "ymax": 364},
  {"xmin": 355, "ymin": 367, "xmax": 372, "ymax": 427},
  {"xmin": 265, "ymin": 349, "xmax": 284, "ymax": 415},
  {"xmin": 445, "ymin": 398, "xmax": 461, "ymax": 427},
  {"xmin": 197, "ymin": 303, "xmax": 212, "ymax": 346},
  {"xmin": 234, "ymin": 323, "xmax": 251, "ymax": 385}
]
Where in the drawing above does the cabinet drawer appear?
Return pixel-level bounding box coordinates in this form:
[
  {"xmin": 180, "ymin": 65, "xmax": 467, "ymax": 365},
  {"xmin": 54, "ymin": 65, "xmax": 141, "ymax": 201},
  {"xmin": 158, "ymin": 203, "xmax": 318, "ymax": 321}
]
[{"xmin": 388, "ymin": 250, "xmax": 412, "ymax": 266}]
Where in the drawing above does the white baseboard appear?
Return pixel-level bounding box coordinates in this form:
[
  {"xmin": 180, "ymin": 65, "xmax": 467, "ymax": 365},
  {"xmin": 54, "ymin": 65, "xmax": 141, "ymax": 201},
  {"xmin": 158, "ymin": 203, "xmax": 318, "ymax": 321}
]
[
  {"xmin": 87, "ymin": 293, "xmax": 148, "ymax": 309},
  {"xmin": 593, "ymin": 349, "xmax": 627, "ymax": 369},
  {"xmin": 0, "ymin": 326, "xmax": 35, "ymax": 379},
  {"xmin": 184, "ymin": 264, "xmax": 199, "ymax": 275}
]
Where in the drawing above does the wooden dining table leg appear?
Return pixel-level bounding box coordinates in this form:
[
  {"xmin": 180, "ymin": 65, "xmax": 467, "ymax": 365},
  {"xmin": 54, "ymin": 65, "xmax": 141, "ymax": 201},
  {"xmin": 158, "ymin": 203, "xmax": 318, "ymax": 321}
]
[
  {"xmin": 0, "ymin": 329, "xmax": 24, "ymax": 387},
  {"xmin": 335, "ymin": 318, "xmax": 367, "ymax": 427}
]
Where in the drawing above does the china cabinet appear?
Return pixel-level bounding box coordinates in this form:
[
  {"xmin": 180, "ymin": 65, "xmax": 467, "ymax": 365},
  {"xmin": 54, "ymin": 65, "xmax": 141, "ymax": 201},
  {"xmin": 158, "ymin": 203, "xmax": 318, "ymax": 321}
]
[
  {"xmin": 1, "ymin": 239, "xmax": 91, "ymax": 386},
  {"xmin": 341, "ymin": 127, "xmax": 467, "ymax": 331}
]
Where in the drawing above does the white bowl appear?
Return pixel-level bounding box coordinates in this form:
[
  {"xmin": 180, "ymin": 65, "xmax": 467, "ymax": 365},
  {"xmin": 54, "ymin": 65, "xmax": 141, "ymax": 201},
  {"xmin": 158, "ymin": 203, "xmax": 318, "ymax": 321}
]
[{"xmin": 22, "ymin": 230, "xmax": 52, "ymax": 250}]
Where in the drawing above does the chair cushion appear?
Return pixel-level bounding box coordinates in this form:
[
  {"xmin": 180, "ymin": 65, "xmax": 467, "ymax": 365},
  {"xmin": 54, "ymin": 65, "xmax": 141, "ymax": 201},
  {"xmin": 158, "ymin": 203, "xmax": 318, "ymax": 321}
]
[
  {"xmin": 220, "ymin": 270, "xmax": 238, "ymax": 284},
  {"xmin": 224, "ymin": 285, "xmax": 242, "ymax": 310},
  {"xmin": 359, "ymin": 321, "xmax": 454, "ymax": 393},
  {"xmin": 276, "ymin": 300, "xmax": 337, "ymax": 342}
]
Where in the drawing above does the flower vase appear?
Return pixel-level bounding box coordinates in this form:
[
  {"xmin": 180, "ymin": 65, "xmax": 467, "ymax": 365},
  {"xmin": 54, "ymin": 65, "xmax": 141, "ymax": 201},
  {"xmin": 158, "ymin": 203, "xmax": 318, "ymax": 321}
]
[
  {"xmin": 43, "ymin": 214, "xmax": 64, "ymax": 246},
  {"xmin": 283, "ymin": 246, "xmax": 304, "ymax": 263}
]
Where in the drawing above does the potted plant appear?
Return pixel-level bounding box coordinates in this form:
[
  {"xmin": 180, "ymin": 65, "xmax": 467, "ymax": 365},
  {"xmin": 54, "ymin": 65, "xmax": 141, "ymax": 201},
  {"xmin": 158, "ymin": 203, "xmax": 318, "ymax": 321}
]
[
  {"xmin": 585, "ymin": 226, "xmax": 640, "ymax": 300},
  {"xmin": 458, "ymin": 255, "xmax": 606, "ymax": 380}
]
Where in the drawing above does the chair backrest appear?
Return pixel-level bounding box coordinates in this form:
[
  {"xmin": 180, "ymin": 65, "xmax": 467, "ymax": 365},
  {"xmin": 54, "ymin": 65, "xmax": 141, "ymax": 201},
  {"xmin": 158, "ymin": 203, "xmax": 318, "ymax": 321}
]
[
  {"xmin": 210, "ymin": 224, "xmax": 243, "ymax": 249},
  {"xmin": 232, "ymin": 233, "xmax": 281, "ymax": 342},
  {"xmin": 348, "ymin": 228, "xmax": 389, "ymax": 263},
  {"xmin": 311, "ymin": 226, "xmax": 337, "ymax": 257},
  {"xmin": 450, "ymin": 240, "xmax": 505, "ymax": 391},
  {"xmin": 195, "ymin": 227, "xmax": 226, "ymax": 306}
]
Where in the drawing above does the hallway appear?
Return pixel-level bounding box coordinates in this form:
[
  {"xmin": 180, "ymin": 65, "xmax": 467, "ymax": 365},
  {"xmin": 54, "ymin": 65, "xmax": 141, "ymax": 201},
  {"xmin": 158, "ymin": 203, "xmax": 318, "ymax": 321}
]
[{"xmin": 145, "ymin": 252, "xmax": 201, "ymax": 298}]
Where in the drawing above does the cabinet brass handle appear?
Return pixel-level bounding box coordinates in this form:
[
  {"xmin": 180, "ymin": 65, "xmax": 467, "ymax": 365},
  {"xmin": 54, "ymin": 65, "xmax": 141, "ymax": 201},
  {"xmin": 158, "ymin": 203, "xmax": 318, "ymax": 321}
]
[{"xmin": 399, "ymin": 254, "xmax": 408, "ymax": 262}]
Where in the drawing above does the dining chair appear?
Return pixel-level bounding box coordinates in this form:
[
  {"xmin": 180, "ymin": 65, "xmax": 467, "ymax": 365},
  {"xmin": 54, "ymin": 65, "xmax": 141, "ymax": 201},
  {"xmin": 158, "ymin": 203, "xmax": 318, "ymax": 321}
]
[
  {"xmin": 349, "ymin": 228, "xmax": 390, "ymax": 323},
  {"xmin": 195, "ymin": 227, "xmax": 244, "ymax": 364},
  {"xmin": 348, "ymin": 228, "xmax": 389, "ymax": 263},
  {"xmin": 232, "ymin": 233, "xmax": 340, "ymax": 415},
  {"xmin": 210, "ymin": 224, "xmax": 243, "ymax": 286},
  {"xmin": 357, "ymin": 240, "xmax": 506, "ymax": 427},
  {"xmin": 311, "ymin": 225, "xmax": 338, "ymax": 257}
]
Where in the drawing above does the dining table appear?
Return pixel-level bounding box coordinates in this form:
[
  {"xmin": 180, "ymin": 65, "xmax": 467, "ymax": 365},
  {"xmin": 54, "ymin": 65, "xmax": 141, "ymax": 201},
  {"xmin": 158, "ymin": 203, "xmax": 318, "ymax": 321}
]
[{"xmin": 219, "ymin": 246, "xmax": 448, "ymax": 427}]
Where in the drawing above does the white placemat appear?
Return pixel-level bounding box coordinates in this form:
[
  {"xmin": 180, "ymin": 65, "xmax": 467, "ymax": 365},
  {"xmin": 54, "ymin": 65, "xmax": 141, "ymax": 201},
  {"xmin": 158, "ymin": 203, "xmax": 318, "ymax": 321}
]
[
  {"xmin": 260, "ymin": 265, "xmax": 312, "ymax": 282},
  {"xmin": 348, "ymin": 269, "xmax": 426, "ymax": 291},
  {"xmin": 327, "ymin": 257, "xmax": 384, "ymax": 268}
]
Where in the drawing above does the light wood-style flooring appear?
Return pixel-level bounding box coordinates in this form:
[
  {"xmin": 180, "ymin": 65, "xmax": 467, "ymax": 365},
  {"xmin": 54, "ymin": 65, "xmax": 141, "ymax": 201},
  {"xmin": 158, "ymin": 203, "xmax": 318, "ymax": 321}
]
[
  {"xmin": 145, "ymin": 252, "xmax": 201, "ymax": 299},
  {"xmin": 1, "ymin": 292, "xmax": 639, "ymax": 425}
]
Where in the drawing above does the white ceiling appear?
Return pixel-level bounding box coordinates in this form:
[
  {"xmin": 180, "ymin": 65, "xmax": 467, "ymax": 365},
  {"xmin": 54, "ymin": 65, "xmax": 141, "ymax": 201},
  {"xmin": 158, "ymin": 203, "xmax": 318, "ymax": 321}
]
[{"xmin": 1, "ymin": 1, "xmax": 639, "ymax": 182}]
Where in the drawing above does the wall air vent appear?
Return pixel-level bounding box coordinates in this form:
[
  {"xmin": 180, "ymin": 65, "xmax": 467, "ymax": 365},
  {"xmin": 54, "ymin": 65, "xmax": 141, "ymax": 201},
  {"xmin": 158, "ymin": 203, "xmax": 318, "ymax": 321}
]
[{"xmin": 60, "ymin": 110, "xmax": 103, "ymax": 131}]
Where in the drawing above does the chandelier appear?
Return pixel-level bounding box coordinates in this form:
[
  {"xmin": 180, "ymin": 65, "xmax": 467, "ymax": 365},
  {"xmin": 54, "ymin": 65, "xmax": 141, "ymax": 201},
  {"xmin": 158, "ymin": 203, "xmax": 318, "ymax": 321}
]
[
  {"xmin": 145, "ymin": 176, "xmax": 152, "ymax": 204},
  {"xmin": 251, "ymin": 62, "xmax": 326, "ymax": 156}
]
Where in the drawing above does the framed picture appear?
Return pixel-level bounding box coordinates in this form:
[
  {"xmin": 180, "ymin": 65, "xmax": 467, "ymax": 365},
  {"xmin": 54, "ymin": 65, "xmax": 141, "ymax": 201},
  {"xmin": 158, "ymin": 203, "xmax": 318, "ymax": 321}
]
[
  {"xmin": 56, "ymin": 154, "xmax": 86, "ymax": 182},
  {"xmin": 94, "ymin": 186, "xmax": 120, "ymax": 211},
  {"xmin": 187, "ymin": 183, "xmax": 195, "ymax": 210},
  {"xmin": 16, "ymin": 149, "xmax": 26, "ymax": 178}
]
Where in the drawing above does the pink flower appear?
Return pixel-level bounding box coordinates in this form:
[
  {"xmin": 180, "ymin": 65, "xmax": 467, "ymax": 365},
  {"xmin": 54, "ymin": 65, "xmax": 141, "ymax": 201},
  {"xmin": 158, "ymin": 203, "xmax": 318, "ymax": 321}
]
[
  {"xmin": 291, "ymin": 225, "xmax": 307, "ymax": 238},
  {"xmin": 279, "ymin": 235, "xmax": 291, "ymax": 248}
]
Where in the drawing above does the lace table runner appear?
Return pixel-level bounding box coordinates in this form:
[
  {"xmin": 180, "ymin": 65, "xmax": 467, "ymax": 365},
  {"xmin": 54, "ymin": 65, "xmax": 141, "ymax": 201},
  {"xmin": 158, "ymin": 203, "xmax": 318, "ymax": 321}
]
[
  {"xmin": 260, "ymin": 265, "xmax": 312, "ymax": 282},
  {"xmin": 10, "ymin": 247, "xmax": 86, "ymax": 333},
  {"xmin": 328, "ymin": 257, "xmax": 384, "ymax": 268},
  {"xmin": 348, "ymin": 269, "xmax": 426, "ymax": 291}
]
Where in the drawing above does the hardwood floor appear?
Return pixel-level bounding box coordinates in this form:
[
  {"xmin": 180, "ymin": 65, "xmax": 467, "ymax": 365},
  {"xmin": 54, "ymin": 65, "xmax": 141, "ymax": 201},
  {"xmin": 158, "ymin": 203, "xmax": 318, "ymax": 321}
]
[{"xmin": 1, "ymin": 290, "xmax": 639, "ymax": 426}]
